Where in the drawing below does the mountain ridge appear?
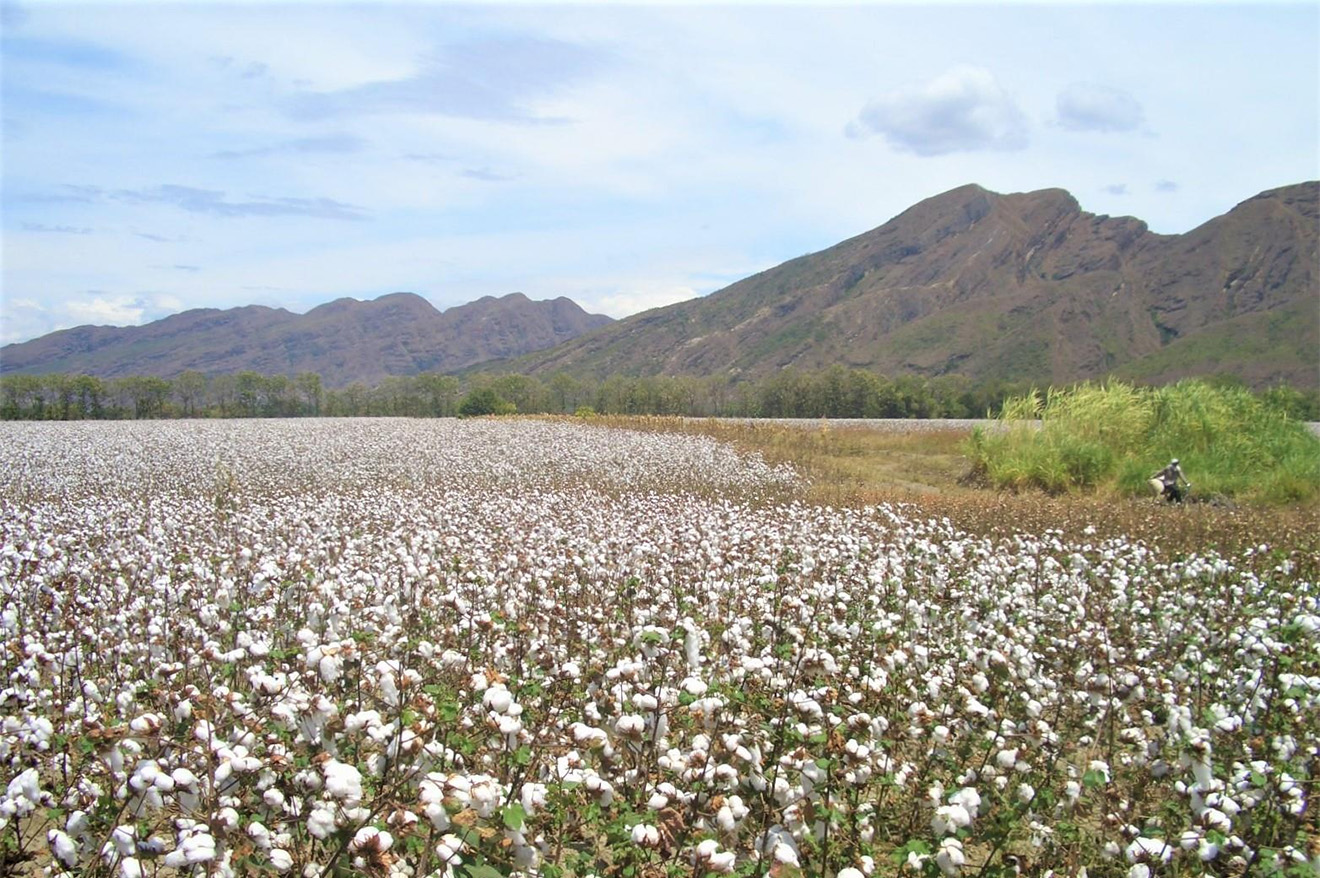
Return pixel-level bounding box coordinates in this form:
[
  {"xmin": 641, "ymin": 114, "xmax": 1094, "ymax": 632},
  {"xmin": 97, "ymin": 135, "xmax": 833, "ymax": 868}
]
[
  {"xmin": 1, "ymin": 292, "xmax": 613, "ymax": 388},
  {"xmin": 5, "ymin": 182, "xmax": 1315, "ymax": 391},
  {"xmin": 498, "ymin": 181, "xmax": 1318, "ymax": 389}
]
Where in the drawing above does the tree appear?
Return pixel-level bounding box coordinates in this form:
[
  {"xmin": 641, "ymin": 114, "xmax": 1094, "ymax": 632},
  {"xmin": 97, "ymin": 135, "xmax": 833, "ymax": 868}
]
[
  {"xmin": 174, "ymin": 371, "xmax": 208, "ymax": 418},
  {"xmin": 414, "ymin": 373, "xmax": 460, "ymax": 417},
  {"xmin": 295, "ymin": 372, "xmax": 323, "ymax": 416},
  {"xmin": 235, "ymin": 371, "xmax": 263, "ymax": 417},
  {"xmin": 115, "ymin": 376, "xmax": 171, "ymax": 419},
  {"xmin": 458, "ymin": 386, "xmax": 515, "ymax": 417}
]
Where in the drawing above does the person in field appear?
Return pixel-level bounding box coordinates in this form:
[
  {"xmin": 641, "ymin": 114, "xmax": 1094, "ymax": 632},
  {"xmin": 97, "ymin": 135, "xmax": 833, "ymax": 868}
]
[{"xmin": 1150, "ymin": 457, "xmax": 1191, "ymax": 502}]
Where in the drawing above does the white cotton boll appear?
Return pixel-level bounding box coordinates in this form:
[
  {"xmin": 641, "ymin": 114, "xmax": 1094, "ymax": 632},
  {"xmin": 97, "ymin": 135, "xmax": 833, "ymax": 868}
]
[
  {"xmin": 128, "ymin": 713, "xmax": 161, "ymax": 735},
  {"xmin": 120, "ymin": 857, "xmax": 143, "ymax": 878},
  {"xmin": 269, "ymin": 849, "xmax": 293, "ymax": 872},
  {"xmin": 248, "ymin": 821, "xmax": 271, "ymax": 849},
  {"xmin": 837, "ymin": 870, "xmax": 866, "ymax": 878},
  {"xmin": 423, "ymin": 803, "xmax": 450, "ymax": 830},
  {"xmin": 681, "ymin": 676, "xmax": 709, "ymax": 696},
  {"xmin": 519, "ymin": 783, "xmax": 547, "ymax": 816},
  {"xmin": 110, "ymin": 825, "xmax": 136, "ymax": 856},
  {"xmin": 1127, "ymin": 866, "xmax": 1151, "ymax": 878},
  {"xmin": 350, "ymin": 826, "xmax": 393, "ymax": 852},
  {"xmin": 483, "ymin": 686, "xmax": 513, "ymax": 714},
  {"xmin": 318, "ymin": 654, "xmax": 342, "ymax": 684},
  {"xmin": 949, "ymin": 787, "xmax": 981, "ymax": 818},
  {"xmin": 181, "ymin": 831, "xmax": 216, "ymax": 864},
  {"xmin": 932, "ymin": 804, "xmax": 971, "ymax": 836},
  {"xmin": 1126, "ymin": 837, "xmax": 1173, "ymax": 863},
  {"xmin": 264, "ymin": 788, "xmax": 286, "ymax": 810},
  {"xmin": 307, "ymin": 807, "xmax": 337, "ymax": 840},
  {"xmin": 935, "ymin": 838, "xmax": 965, "ymax": 876},
  {"xmin": 323, "ymin": 760, "xmax": 363, "ymax": 802},
  {"xmin": 435, "ymin": 834, "xmax": 465, "ymax": 866},
  {"xmin": 632, "ymin": 824, "xmax": 660, "ymax": 847},
  {"xmin": 48, "ymin": 829, "xmax": 78, "ymax": 868},
  {"xmin": 772, "ymin": 840, "xmax": 800, "ymax": 867},
  {"xmin": 7, "ymin": 768, "xmax": 43, "ymax": 814}
]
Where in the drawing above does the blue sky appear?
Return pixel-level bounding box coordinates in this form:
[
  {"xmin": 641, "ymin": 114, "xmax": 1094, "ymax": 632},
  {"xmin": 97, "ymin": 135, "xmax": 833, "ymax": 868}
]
[{"xmin": 2, "ymin": 0, "xmax": 1317, "ymax": 345}]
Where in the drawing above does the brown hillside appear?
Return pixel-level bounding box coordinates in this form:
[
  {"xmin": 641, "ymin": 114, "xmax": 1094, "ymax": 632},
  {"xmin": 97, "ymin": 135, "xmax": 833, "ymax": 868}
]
[
  {"xmin": 509, "ymin": 182, "xmax": 1318, "ymax": 389},
  {"xmin": 1, "ymin": 292, "xmax": 613, "ymax": 388}
]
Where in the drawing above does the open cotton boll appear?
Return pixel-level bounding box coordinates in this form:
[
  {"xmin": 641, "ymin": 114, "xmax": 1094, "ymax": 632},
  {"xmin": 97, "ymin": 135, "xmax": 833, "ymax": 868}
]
[
  {"xmin": 482, "ymin": 686, "xmax": 514, "ymax": 714},
  {"xmin": 935, "ymin": 838, "xmax": 966, "ymax": 876},
  {"xmin": 307, "ymin": 807, "xmax": 337, "ymax": 840},
  {"xmin": 323, "ymin": 760, "xmax": 363, "ymax": 802},
  {"xmin": 268, "ymin": 848, "xmax": 293, "ymax": 872},
  {"xmin": 48, "ymin": 829, "xmax": 78, "ymax": 868},
  {"xmin": 1126, "ymin": 836, "xmax": 1174, "ymax": 863},
  {"xmin": 349, "ymin": 826, "xmax": 393, "ymax": 852}
]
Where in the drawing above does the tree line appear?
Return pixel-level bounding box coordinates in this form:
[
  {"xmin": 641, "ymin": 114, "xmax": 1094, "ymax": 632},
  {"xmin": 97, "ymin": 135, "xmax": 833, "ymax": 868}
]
[{"xmin": 3, "ymin": 367, "xmax": 1316, "ymax": 422}]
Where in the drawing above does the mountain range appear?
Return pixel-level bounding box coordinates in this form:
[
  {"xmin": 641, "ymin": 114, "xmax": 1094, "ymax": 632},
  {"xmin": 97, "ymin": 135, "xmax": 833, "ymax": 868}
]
[
  {"xmin": 0, "ymin": 292, "xmax": 612, "ymax": 388},
  {"xmin": 3, "ymin": 181, "xmax": 1316, "ymax": 390},
  {"xmin": 502, "ymin": 181, "xmax": 1318, "ymax": 389}
]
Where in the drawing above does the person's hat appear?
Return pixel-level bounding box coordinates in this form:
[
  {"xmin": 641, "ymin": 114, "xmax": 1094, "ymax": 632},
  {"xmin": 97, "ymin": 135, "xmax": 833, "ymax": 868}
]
[{"xmin": 1171, "ymin": 458, "xmax": 1179, "ymax": 464}]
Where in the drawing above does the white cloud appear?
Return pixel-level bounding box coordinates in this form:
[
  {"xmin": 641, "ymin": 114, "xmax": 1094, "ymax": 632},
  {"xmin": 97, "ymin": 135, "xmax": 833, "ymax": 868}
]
[
  {"xmin": 847, "ymin": 65, "xmax": 1029, "ymax": 156},
  {"xmin": 62, "ymin": 292, "xmax": 183, "ymax": 328},
  {"xmin": 1056, "ymin": 82, "xmax": 1144, "ymax": 133},
  {"xmin": 581, "ymin": 284, "xmax": 701, "ymax": 319}
]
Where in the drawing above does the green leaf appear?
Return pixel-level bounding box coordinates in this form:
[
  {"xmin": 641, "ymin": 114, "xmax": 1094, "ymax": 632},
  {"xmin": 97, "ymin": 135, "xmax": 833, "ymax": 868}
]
[
  {"xmin": 502, "ymin": 802, "xmax": 526, "ymax": 831},
  {"xmin": 457, "ymin": 865, "xmax": 506, "ymax": 878},
  {"xmin": 1082, "ymin": 769, "xmax": 1106, "ymax": 789}
]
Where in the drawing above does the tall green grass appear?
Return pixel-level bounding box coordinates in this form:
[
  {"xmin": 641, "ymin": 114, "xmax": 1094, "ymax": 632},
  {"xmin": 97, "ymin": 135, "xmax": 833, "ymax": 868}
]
[{"xmin": 969, "ymin": 380, "xmax": 1320, "ymax": 503}]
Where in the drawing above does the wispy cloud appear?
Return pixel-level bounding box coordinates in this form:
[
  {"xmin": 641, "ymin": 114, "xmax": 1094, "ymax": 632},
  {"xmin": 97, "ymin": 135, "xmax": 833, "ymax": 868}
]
[
  {"xmin": 116, "ymin": 185, "xmax": 370, "ymax": 220},
  {"xmin": 30, "ymin": 184, "xmax": 369, "ymax": 220},
  {"xmin": 287, "ymin": 35, "xmax": 607, "ymax": 123},
  {"xmin": 22, "ymin": 221, "xmax": 91, "ymax": 234},
  {"xmin": 1, "ymin": 34, "xmax": 130, "ymax": 70},
  {"xmin": 211, "ymin": 134, "xmax": 366, "ymax": 160},
  {"xmin": 461, "ymin": 167, "xmax": 517, "ymax": 183},
  {"xmin": 25, "ymin": 183, "xmax": 103, "ymax": 203},
  {"xmin": 1056, "ymin": 82, "xmax": 1145, "ymax": 133},
  {"xmin": 846, "ymin": 66, "xmax": 1029, "ymax": 156}
]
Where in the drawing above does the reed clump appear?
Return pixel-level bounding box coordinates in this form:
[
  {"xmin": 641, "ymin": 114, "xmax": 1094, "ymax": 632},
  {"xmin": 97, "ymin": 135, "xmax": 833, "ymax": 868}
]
[{"xmin": 969, "ymin": 379, "xmax": 1320, "ymax": 503}]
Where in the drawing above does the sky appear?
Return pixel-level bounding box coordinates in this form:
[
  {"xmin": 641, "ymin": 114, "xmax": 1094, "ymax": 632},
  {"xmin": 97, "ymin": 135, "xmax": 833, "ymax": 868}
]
[{"xmin": 2, "ymin": 0, "xmax": 1317, "ymax": 346}]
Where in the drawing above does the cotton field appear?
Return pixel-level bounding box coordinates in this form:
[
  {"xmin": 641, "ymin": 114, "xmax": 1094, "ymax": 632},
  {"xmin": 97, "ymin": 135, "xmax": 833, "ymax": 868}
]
[{"xmin": 0, "ymin": 419, "xmax": 1315, "ymax": 878}]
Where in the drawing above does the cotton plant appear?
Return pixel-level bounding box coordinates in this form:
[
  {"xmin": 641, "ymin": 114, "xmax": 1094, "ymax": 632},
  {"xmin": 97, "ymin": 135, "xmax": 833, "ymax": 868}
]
[{"xmin": 0, "ymin": 419, "xmax": 1315, "ymax": 876}]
